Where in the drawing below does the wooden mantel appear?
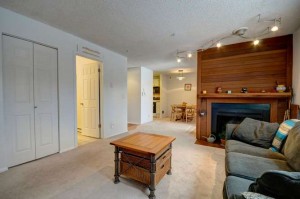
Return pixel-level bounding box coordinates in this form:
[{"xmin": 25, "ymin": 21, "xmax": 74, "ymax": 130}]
[{"xmin": 198, "ymin": 92, "xmax": 292, "ymax": 99}]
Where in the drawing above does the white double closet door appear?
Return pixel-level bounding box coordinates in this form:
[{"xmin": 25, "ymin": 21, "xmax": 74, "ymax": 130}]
[{"xmin": 3, "ymin": 35, "xmax": 59, "ymax": 167}]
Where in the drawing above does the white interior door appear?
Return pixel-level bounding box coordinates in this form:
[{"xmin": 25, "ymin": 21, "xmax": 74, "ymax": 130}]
[
  {"xmin": 34, "ymin": 43, "xmax": 59, "ymax": 159},
  {"xmin": 3, "ymin": 35, "xmax": 35, "ymax": 167},
  {"xmin": 82, "ymin": 63, "xmax": 100, "ymax": 138}
]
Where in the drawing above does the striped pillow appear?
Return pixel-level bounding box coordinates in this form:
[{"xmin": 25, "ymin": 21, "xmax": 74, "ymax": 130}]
[{"xmin": 270, "ymin": 119, "xmax": 300, "ymax": 152}]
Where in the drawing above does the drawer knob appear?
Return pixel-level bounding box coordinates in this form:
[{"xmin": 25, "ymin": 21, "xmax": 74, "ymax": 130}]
[{"xmin": 160, "ymin": 164, "xmax": 165, "ymax": 169}]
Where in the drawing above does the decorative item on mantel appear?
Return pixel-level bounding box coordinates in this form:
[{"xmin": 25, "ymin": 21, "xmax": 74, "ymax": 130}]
[
  {"xmin": 276, "ymin": 85, "xmax": 286, "ymax": 93},
  {"xmin": 202, "ymin": 90, "xmax": 207, "ymax": 94},
  {"xmin": 216, "ymin": 87, "xmax": 222, "ymax": 93},
  {"xmin": 275, "ymin": 80, "xmax": 287, "ymax": 93},
  {"xmin": 226, "ymin": 90, "xmax": 232, "ymax": 94},
  {"xmin": 241, "ymin": 87, "xmax": 248, "ymax": 93}
]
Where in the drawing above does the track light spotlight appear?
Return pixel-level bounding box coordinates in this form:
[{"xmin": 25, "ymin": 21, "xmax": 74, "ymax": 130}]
[
  {"xmin": 253, "ymin": 39, "xmax": 260, "ymax": 45},
  {"xmin": 271, "ymin": 25, "xmax": 279, "ymax": 32}
]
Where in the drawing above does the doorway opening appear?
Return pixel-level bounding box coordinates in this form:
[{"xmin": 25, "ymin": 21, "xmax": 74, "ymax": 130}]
[{"xmin": 76, "ymin": 55, "xmax": 102, "ymax": 146}]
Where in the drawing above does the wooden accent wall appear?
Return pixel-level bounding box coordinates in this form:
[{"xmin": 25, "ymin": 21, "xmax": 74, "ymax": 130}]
[{"xmin": 196, "ymin": 35, "xmax": 293, "ymax": 140}]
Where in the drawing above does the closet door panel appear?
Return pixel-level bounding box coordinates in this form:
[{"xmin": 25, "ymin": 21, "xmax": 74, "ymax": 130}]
[
  {"xmin": 34, "ymin": 44, "xmax": 59, "ymax": 158},
  {"xmin": 3, "ymin": 35, "xmax": 35, "ymax": 167}
]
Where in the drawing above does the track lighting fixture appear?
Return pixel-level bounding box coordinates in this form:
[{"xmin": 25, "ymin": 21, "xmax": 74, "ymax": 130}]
[
  {"xmin": 175, "ymin": 14, "xmax": 281, "ymax": 62},
  {"xmin": 176, "ymin": 50, "xmax": 193, "ymax": 63}
]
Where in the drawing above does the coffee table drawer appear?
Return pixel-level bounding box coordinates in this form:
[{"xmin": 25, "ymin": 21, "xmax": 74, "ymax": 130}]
[
  {"xmin": 121, "ymin": 148, "xmax": 171, "ymax": 170},
  {"xmin": 120, "ymin": 156, "xmax": 171, "ymax": 186}
]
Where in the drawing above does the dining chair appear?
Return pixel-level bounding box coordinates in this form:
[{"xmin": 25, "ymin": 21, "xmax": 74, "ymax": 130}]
[
  {"xmin": 185, "ymin": 105, "xmax": 196, "ymax": 122},
  {"xmin": 170, "ymin": 104, "xmax": 183, "ymax": 121}
]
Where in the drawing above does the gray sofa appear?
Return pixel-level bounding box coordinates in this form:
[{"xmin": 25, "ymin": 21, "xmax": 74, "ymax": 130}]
[{"xmin": 223, "ymin": 122, "xmax": 300, "ymax": 199}]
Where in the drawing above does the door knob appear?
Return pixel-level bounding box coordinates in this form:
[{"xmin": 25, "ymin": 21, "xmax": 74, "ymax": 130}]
[
  {"xmin": 80, "ymin": 103, "xmax": 84, "ymax": 105},
  {"xmin": 34, "ymin": 106, "xmax": 38, "ymax": 109}
]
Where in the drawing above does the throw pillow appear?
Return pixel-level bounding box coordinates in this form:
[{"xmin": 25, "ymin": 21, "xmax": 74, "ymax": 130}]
[
  {"xmin": 248, "ymin": 170, "xmax": 300, "ymax": 199},
  {"xmin": 241, "ymin": 192, "xmax": 274, "ymax": 199},
  {"xmin": 270, "ymin": 119, "xmax": 300, "ymax": 152},
  {"xmin": 283, "ymin": 122, "xmax": 300, "ymax": 171},
  {"xmin": 232, "ymin": 118, "xmax": 279, "ymax": 148}
]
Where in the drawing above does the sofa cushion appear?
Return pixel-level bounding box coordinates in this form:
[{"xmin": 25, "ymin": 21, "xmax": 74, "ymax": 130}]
[
  {"xmin": 270, "ymin": 119, "xmax": 299, "ymax": 152},
  {"xmin": 249, "ymin": 170, "xmax": 300, "ymax": 199},
  {"xmin": 283, "ymin": 122, "xmax": 300, "ymax": 171},
  {"xmin": 242, "ymin": 192, "xmax": 274, "ymax": 199},
  {"xmin": 232, "ymin": 118, "xmax": 278, "ymax": 149},
  {"xmin": 226, "ymin": 140, "xmax": 286, "ymax": 160},
  {"xmin": 223, "ymin": 176, "xmax": 253, "ymax": 199},
  {"xmin": 226, "ymin": 152, "xmax": 293, "ymax": 180}
]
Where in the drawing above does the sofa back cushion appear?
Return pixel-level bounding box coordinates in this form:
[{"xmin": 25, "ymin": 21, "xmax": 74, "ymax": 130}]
[
  {"xmin": 270, "ymin": 119, "xmax": 299, "ymax": 152},
  {"xmin": 284, "ymin": 122, "xmax": 300, "ymax": 171},
  {"xmin": 232, "ymin": 118, "xmax": 279, "ymax": 148}
]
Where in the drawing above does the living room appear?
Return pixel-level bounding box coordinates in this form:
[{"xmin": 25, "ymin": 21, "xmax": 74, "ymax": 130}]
[{"xmin": 0, "ymin": 1, "xmax": 300, "ymax": 199}]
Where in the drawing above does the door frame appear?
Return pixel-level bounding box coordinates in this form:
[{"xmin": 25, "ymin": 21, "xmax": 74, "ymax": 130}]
[{"xmin": 74, "ymin": 54, "xmax": 103, "ymax": 147}]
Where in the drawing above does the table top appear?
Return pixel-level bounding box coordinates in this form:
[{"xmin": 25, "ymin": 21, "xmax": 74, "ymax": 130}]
[{"xmin": 110, "ymin": 132, "xmax": 176, "ymax": 155}]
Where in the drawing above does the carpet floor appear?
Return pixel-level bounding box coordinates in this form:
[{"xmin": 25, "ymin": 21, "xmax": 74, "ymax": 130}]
[{"xmin": 0, "ymin": 119, "xmax": 225, "ymax": 199}]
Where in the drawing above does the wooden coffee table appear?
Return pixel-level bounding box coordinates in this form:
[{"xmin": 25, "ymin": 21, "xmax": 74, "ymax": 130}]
[{"xmin": 110, "ymin": 132, "xmax": 176, "ymax": 199}]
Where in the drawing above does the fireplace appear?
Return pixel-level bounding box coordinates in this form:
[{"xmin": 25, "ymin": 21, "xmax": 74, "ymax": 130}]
[{"xmin": 211, "ymin": 103, "xmax": 270, "ymax": 139}]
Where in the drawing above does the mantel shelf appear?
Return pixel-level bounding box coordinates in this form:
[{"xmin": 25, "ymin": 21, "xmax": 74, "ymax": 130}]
[{"xmin": 198, "ymin": 92, "xmax": 292, "ymax": 99}]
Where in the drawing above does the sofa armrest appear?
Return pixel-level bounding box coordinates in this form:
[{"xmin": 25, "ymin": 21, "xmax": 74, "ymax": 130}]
[{"xmin": 226, "ymin": 124, "xmax": 239, "ymax": 140}]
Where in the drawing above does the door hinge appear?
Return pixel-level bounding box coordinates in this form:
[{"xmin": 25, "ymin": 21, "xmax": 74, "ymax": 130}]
[
  {"xmin": 98, "ymin": 68, "xmax": 100, "ymax": 72},
  {"xmin": 98, "ymin": 124, "xmax": 101, "ymax": 128}
]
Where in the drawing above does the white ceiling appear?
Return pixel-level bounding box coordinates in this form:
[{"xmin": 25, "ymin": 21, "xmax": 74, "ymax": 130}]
[{"xmin": 1, "ymin": 0, "xmax": 300, "ymax": 73}]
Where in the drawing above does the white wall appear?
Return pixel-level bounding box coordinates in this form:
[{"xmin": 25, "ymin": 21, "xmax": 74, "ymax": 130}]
[
  {"xmin": 0, "ymin": 7, "xmax": 127, "ymax": 171},
  {"xmin": 160, "ymin": 74, "xmax": 168, "ymax": 118},
  {"xmin": 140, "ymin": 67, "xmax": 153, "ymax": 123},
  {"xmin": 127, "ymin": 68, "xmax": 141, "ymax": 124},
  {"xmin": 293, "ymin": 27, "xmax": 300, "ymax": 105},
  {"xmin": 127, "ymin": 67, "xmax": 153, "ymax": 124},
  {"xmin": 166, "ymin": 73, "xmax": 197, "ymax": 116}
]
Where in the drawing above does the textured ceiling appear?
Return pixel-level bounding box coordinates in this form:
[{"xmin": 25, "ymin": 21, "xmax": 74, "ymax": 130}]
[{"xmin": 1, "ymin": 0, "xmax": 300, "ymax": 73}]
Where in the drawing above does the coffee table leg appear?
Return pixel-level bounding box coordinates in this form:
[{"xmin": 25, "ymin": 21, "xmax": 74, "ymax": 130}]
[
  {"xmin": 167, "ymin": 144, "xmax": 172, "ymax": 175},
  {"xmin": 114, "ymin": 146, "xmax": 120, "ymax": 184},
  {"xmin": 149, "ymin": 155, "xmax": 156, "ymax": 199}
]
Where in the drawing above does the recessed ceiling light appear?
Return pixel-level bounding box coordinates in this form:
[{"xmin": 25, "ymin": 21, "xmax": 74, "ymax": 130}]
[
  {"xmin": 187, "ymin": 52, "xmax": 192, "ymax": 58},
  {"xmin": 216, "ymin": 42, "xmax": 222, "ymax": 48},
  {"xmin": 177, "ymin": 57, "xmax": 181, "ymax": 63}
]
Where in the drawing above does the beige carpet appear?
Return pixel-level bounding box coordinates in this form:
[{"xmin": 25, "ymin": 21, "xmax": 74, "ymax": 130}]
[
  {"xmin": 77, "ymin": 133, "xmax": 98, "ymax": 146},
  {"xmin": 0, "ymin": 119, "xmax": 225, "ymax": 199}
]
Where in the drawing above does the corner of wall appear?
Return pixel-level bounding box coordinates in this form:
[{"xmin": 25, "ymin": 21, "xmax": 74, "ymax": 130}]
[{"xmin": 0, "ymin": 167, "xmax": 8, "ymax": 173}]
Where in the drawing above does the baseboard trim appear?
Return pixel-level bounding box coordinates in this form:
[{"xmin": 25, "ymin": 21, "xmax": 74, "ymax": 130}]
[
  {"xmin": 0, "ymin": 167, "xmax": 8, "ymax": 173},
  {"xmin": 59, "ymin": 146, "xmax": 75, "ymax": 153}
]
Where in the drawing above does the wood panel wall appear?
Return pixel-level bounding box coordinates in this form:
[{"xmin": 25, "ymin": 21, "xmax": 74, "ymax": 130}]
[{"xmin": 196, "ymin": 35, "xmax": 293, "ymax": 140}]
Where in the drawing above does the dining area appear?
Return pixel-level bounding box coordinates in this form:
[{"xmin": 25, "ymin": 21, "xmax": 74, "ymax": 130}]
[{"xmin": 170, "ymin": 102, "xmax": 196, "ymax": 122}]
